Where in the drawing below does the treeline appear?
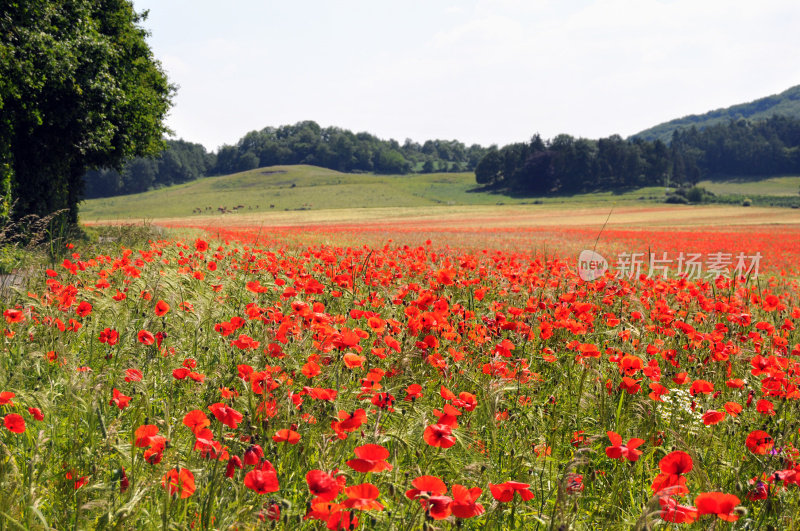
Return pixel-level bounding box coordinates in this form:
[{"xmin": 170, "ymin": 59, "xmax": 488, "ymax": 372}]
[
  {"xmin": 83, "ymin": 121, "xmax": 488, "ymax": 198},
  {"xmin": 84, "ymin": 140, "xmax": 214, "ymax": 198},
  {"xmin": 215, "ymin": 121, "xmax": 487, "ymax": 175},
  {"xmin": 476, "ymin": 115, "xmax": 800, "ymax": 195}
]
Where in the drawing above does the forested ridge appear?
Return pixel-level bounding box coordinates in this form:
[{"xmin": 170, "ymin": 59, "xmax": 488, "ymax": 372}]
[
  {"xmin": 84, "ymin": 111, "xmax": 800, "ymax": 201},
  {"xmin": 476, "ymin": 115, "xmax": 800, "ymax": 195},
  {"xmin": 634, "ymin": 84, "xmax": 800, "ymax": 143},
  {"xmin": 83, "ymin": 121, "xmax": 488, "ymax": 198}
]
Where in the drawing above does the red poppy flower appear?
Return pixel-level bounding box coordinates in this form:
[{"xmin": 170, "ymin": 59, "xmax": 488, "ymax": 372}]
[
  {"xmin": 702, "ymin": 410, "xmax": 726, "ymax": 425},
  {"xmin": 425, "ymin": 495, "xmax": 453, "ymax": 520},
  {"xmin": 137, "ymin": 330, "xmax": 155, "ymax": 345},
  {"xmin": 208, "ymin": 403, "xmax": 243, "ymax": 429},
  {"xmin": 648, "ymin": 382, "xmax": 669, "ymax": 401},
  {"xmin": 651, "ymin": 450, "xmax": 693, "ymax": 495},
  {"xmin": 120, "ymin": 467, "xmax": 129, "ymax": 493},
  {"xmin": 346, "ymin": 444, "xmax": 393, "ymax": 473},
  {"xmin": 331, "ymin": 409, "xmax": 367, "ymax": 437},
  {"xmin": 489, "ymin": 481, "xmax": 534, "ymax": 502},
  {"xmin": 406, "ymin": 475, "xmax": 448, "ymax": 500},
  {"xmin": 162, "ymin": 468, "xmax": 195, "ymax": 498},
  {"xmin": 3, "ymin": 309, "xmax": 24, "ymax": 324},
  {"xmin": 747, "ymin": 477, "xmax": 769, "ymax": 501},
  {"xmin": 660, "ymin": 451, "xmax": 693, "ymax": 475},
  {"xmin": 75, "ymin": 301, "xmax": 93, "ymax": 317},
  {"xmin": 3, "ymin": 413, "xmax": 26, "ymax": 433},
  {"xmin": 341, "ymin": 483, "xmax": 384, "ymax": 511},
  {"xmin": 756, "ymin": 399, "xmax": 775, "ymax": 416},
  {"xmin": 124, "ymin": 368, "xmax": 143, "ymax": 382},
  {"xmin": 619, "ymin": 377, "xmax": 642, "ymax": 394},
  {"xmin": 28, "ymin": 407, "xmax": 44, "ymax": 421},
  {"xmin": 423, "ymin": 423, "xmax": 456, "ymax": 449},
  {"xmin": 605, "ymin": 431, "xmax": 645, "ymax": 462},
  {"xmin": 404, "ymin": 383, "xmax": 423, "ymax": 401},
  {"xmin": 659, "ymin": 496, "xmax": 698, "ymax": 524},
  {"xmin": 0, "ymin": 391, "xmax": 15, "ymax": 406},
  {"xmin": 303, "ymin": 387, "xmax": 338, "ymax": 401},
  {"xmin": 183, "ymin": 409, "xmax": 211, "ymax": 435},
  {"xmin": 306, "ymin": 469, "xmax": 343, "ymax": 501},
  {"xmin": 302, "ymin": 361, "xmax": 321, "ymax": 378},
  {"xmin": 745, "ymin": 430, "xmax": 774, "ymax": 455},
  {"xmin": 225, "ymin": 456, "xmax": 243, "ymax": 478},
  {"xmin": 564, "ymin": 474, "xmax": 584, "ymax": 494},
  {"xmin": 244, "ymin": 444, "xmax": 264, "ymax": 465},
  {"xmin": 194, "ymin": 238, "xmax": 208, "ymax": 252},
  {"xmin": 135, "ymin": 424, "xmax": 159, "ymax": 447},
  {"xmin": 343, "ymin": 352, "xmax": 366, "ymax": 369},
  {"xmin": 724, "ymin": 401, "xmax": 743, "ymax": 417},
  {"xmin": 99, "ymin": 327, "xmax": 119, "ymax": 346},
  {"xmin": 695, "ymin": 492, "xmax": 740, "ymax": 521},
  {"xmin": 109, "ymin": 388, "xmax": 131, "ymax": 409},
  {"xmin": 244, "ymin": 462, "xmax": 280, "ymax": 494},
  {"xmin": 272, "ymin": 428, "xmax": 301, "ymax": 444},
  {"xmin": 451, "ymin": 484, "xmax": 484, "ymax": 518},
  {"xmin": 231, "ymin": 333, "xmax": 260, "ymax": 350},
  {"xmin": 672, "ymin": 372, "xmax": 689, "ymax": 385},
  {"xmin": 689, "ymin": 379, "xmax": 714, "ymax": 396},
  {"xmin": 154, "ymin": 300, "xmax": 170, "ymax": 316}
]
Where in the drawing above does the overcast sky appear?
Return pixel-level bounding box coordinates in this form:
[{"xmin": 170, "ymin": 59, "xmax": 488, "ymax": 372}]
[{"xmin": 131, "ymin": 0, "xmax": 800, "ymax": 151}]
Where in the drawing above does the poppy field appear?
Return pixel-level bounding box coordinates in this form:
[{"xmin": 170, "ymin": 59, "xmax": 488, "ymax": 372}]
[{"xmin": 2, "ymin": 215, "xmax": 800, "ymax": 529}]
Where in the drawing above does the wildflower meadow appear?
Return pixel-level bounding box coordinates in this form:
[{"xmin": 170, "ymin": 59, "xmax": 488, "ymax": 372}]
[{"xmin": 1, "ymin": 222, "xmax": 799, "ymax": 529}]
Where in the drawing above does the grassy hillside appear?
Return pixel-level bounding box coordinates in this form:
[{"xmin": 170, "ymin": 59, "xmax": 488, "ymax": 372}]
[
  {"xmin": 79, "ymin": 165, "xmax": 671, "ymax": 220},
  {"xmin": 79, "ymin": 165, "xmax": 800, "ymax": 221},
  {"xmin": 697, "ymin": 175, "xmax": 800, "ymax": 197},
  {"xmin": 633, "ymin": 85, "xmax": 800, "ymax": 142}
]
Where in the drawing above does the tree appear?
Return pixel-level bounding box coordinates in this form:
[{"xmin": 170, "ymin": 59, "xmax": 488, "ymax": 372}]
[
  {"xmin": 474, "ymin": 149, "xmax": 502, "ymax": 186},
  {"xmin": 0, "ymin": 0, "xmax": 174, "ymax": 227}
]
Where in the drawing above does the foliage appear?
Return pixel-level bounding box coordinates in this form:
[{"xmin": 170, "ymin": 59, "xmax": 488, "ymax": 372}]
[
  {"xmin": 216, "ymin": 121, "xmax": 488, "ymax": 176},
  {"xmin": 478, "ymin": 116, "xmax": 800, "ymax": 196},
  {"xmin": 0, "ymin": 0, "xmax": 173, "ymax": 226},
  {"xmin": 83, "ymin": 140, "xmax": 214, "ymax": 198},
  {"xmin": 82, "ymin": 122, "xmax": 489, "ymax": 198},
  {"xmin": 634, "ymin": 84, "xmax": 800, "ymax": 142},
  {"xmin": 666, "ymin": 186, "xmax": 714, "ymax": 204}
]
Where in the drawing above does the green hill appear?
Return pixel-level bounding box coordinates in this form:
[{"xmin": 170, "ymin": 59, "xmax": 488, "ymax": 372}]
[
  {"xmin": 78, "ymin": 164, "xmax": 800, "ymax": 221},
  {"xmin": 79, "ymin": 165, "xmax": 679, "ymax": 220},
  {"xmin": 633, "ymin": 85, "xmax": 800, "ymax": 142}
]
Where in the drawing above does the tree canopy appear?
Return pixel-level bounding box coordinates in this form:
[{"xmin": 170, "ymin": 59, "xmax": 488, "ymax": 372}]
[
  {"xmin": 476, "ymin": 115, "xmax": 800, "ymax": 195},
  {"xmin": 0, "ymin": 0, "xmax": 173, "ymax": 226},
  {"xmin": 83, "ymin": 121, "xmax": 490, "ymax": 198}
]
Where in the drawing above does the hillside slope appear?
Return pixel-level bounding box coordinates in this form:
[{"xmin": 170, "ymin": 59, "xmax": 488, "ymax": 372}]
[
  {"xmin": 79, "ymin": 165, "xmax": 675, "ymax": 220},
  {"xmin": 78, "ymin": 165, "xmax": 800, "ymax": 221},
  {"xmin": 633, "ymin": 85, "xmax": 800, "ymax": 142}
]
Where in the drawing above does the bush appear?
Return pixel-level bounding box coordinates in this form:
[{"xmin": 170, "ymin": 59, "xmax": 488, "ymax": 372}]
[
  {"xmin": 665, "ymin": 194, "xmax": 689, "ymax": 204},
  {"xmin": 742, "ymin": 197, "xmax": 752, "ymax": 207}
]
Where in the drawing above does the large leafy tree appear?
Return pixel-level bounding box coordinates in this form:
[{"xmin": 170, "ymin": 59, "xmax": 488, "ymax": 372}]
[{"xmin": 0, "ymin": 0, "xmax": 173, "ymax": 227}]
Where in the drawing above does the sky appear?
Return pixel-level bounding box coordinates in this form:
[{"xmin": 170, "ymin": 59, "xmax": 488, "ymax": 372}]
[{"xmin": 131, "ymin": 0, "xmax": 800, "ymax": 152}]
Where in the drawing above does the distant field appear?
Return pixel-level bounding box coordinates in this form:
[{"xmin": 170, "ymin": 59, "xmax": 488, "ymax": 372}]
[
  {"xmin": 697, "ymin": 175, "xmax": 800, "ymax": 196},
  {"xmin": 80, "ymin": 165, "xmax": 672, "ymax": 220},
  {"xmin": 124, "ymin": 203, "xmax": 800, "ymax": 274},
  {"xmin": 80, "ymin": 165, "xmax": 800, "ymax": 225}
]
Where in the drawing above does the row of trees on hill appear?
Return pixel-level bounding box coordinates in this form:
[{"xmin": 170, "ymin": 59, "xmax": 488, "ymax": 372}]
[
  {"xmin": 84, "ymin": 140, "xmax": 214, "ymax": 198},
  {"xmin": 83, "ymin": 121, "xmax": 489, "ymax": 198},
  {"xmin": 215, "ymin": 121, "xmax": 488, "ymax": 175},
  {"xmin": 476, "ymin": 115, "xmax": 800, "ymax": 194}
]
